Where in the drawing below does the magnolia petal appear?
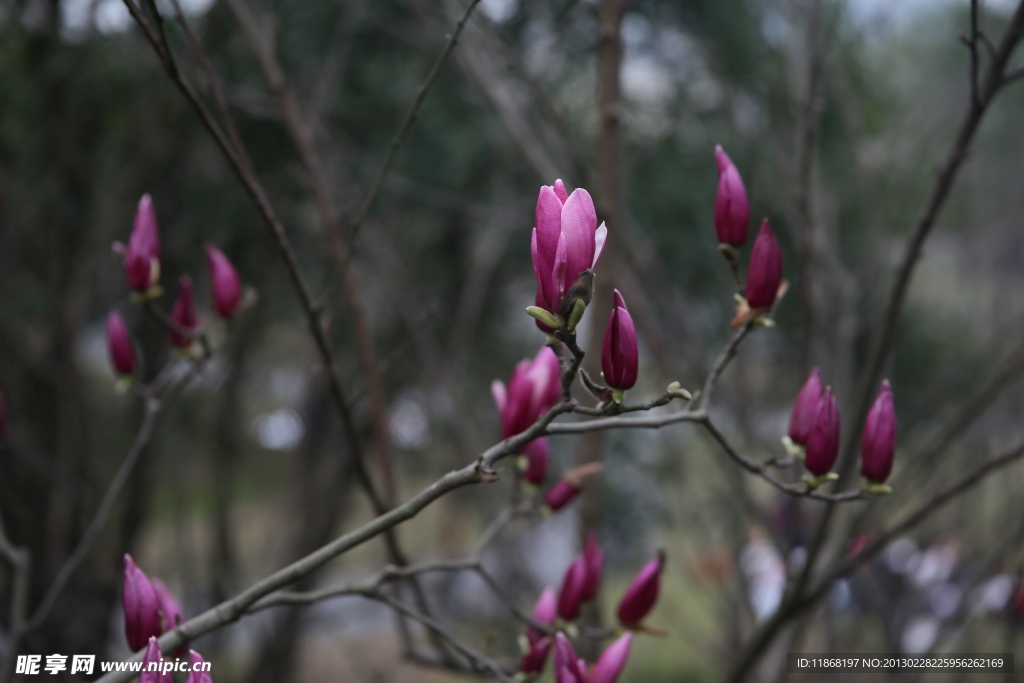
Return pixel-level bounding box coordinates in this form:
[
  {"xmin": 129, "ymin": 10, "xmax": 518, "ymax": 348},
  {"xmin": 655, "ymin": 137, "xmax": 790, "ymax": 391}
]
[{"xmin": 560, "ymin": 189, "xmax": 598, "ymax": 294}]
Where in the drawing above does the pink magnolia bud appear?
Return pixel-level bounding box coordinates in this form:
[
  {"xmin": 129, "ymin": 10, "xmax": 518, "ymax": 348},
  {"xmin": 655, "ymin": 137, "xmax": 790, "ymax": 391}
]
[
  {"xmin": 523, "ymin": 437, "xmax": 550, "ymax": 485},
  {"xmin": 185, "ymin": 650, "xmax": 213, "ymax": 683},
  {"xmin": 532, "ymin": 181, "xmax": 607, "ymax": 323},
  {"xmin": 860, "ymin": 380, "xmax": 897, "ymax": 483},
  {"xmin": 557, "ymin": 556, "xmax": 588, "ymax": 621},
  {"xmin": 169, "ymin": 275, "xmax": 198, "ymax": 348},
  {"xmin": 601, "ymin": 290, "xmax": 638, "ymax": 391},
  {"xmin": 788, "ymin": 367, "xmax": 822, "ymax": 446},
  {"xmin": 590, "ymin": 631, "xmax": 633, "ymax": 683},
  {"xmin": 123, "ymin": 195, "xmax": 162, "ymax": 293},
  {"xmin": 151, "ymin": 578, "xmax": 184, "ymax": 632},
  {"xmin": 581, "ymin": 533, "xmax": 603, "ymax": 602},
  {"xmin": 495, "ymin": 347, "xmax": 562, "ymax": 439},
  {"xmin": 553, "ymin": 633, "xmax": 589, "ymax": 683},
  {"xmin": 544, "ymin": 479, "xmax": 582, "ymax": 512},
  {"xmin": 521, "ymin": 635, "xmax": 553, "ymax": 675},
  {"xmin": 714, "ymin": 146, "xmax": 750, "ymax": 247},
  {"xmin": 107, "ymin": 312, "xmax": 137, "ymax": 377},
  {"xmin": 141, "ymin": 636, "xmax": 172, "ymax": 683},
  {"xmin": 744, "ymin": 219, "xmax": 783, "ymax": 309},
  {"xmin": 527, "ymin": 586, "xmax": 558, "ymax": 645},
  {"xmin": 616, "ymin": 551, "xmax": 664, "ymax": 627},
  {"xmin": 805, "ymin": 387, "xmax": 840, "ymax": 476},
  {"xmin": 205, "ymin": 245, "xmax": 242, "ymax": 319},
  {"xmin": 123, "ymin": 554, "xmax": 161, "ymax": 651}
]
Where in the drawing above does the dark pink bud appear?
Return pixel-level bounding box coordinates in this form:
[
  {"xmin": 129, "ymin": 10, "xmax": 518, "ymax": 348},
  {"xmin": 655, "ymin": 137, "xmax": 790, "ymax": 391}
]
[
  {"xmin": 205, "ymin": 244, "xmax": 242, "ymax": 319},
  {"xmin": 107, "ymin": 312, "xmax": 136, "ymax": 377},
  {"xmin": 532, "ymin": 181, "xmax": 607, "ymax": 316},
  {"xmin": 714, "ymin": 146, "xmax": 750, "ymax": 247},
  {"xmin": 527, "ymin": 585, "xmax": 558, "ymax": 645},
  {"xmin": 497, "ymin": 347, "xmax": 562, "ymax": 439},
  {"xmin": 554, "ymin": 633, "xmax": 589, "ymax": 683},
  {"xmin": 744, "ymin": 219, "xmax": 783, "ymax": 309},
  {"xmin": 557, "ymin": 556, "xmax": 588, "ymax": 620},
  {"xmin": 152, "ymin": 578, "xmax": 184, "ymax": 637},
  {"xmin": 601, "ymin": 290, "xmax": 638, "ymax": 391},
  {"xmin": 123, "ymin": 554, "xmax": 161, "ymax": 652},
  {"xmin": 521, "ymin": 635, "xmax": 553, "ymax": 675},
  {"xmin": 523, "ymin": 437, "xmax": 550, "ymax": 485},
  {"xmin": 123, "ymin": 195, "xmax": 161, "ymax": 293},
  {"xmin": 581, "ymin": 533, "xmax": 603, "ymax": 602},
  {"xmin": 616, "ymin": 552, "xmax": 664, "ymax": 626},
  {"xmin": 185, "ymin": 650, "xmax": 213, "ymax": 683},
  {"xmin": 590, "ymin": 631, "xmax": 633, "ymax": 683},
  {"xmin": 860, "ymin": 380, "xmax": 897, "ymax": 483},
  {"xmin": 788, "ymin": 367, "xmax": 822, "ymax": 446},
  {"xmin": 140, "ymin": 636, "xmax": 172, "ymax": 683},
  {"xmin": 805, "ymin": 387, "xmax": 840, "ymax": 476},
  {"xmin": 169, "ymin": 276, "xmax": 198, "ymax": 348},
  {"xmin": 544, "ymin": 479, "xmax": 582, "ymax": 512}
]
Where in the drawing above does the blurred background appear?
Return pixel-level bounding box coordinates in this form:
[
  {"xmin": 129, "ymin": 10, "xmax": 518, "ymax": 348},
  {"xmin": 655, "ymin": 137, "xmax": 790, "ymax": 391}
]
[{"xmin": 2, "ymin": 0, "xmax": 1024, "ymax": 681}]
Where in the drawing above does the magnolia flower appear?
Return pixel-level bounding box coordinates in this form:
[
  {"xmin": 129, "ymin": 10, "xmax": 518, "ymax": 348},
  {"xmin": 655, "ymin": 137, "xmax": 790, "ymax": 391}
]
[
  {"xmin": 553, "ymin": 632, "xmax": 633, "ymax": 683},
  {"xmin": 617, "ymin": 552, "xmax": 664, "ymax": 627},
  {"xmin": 544, "ymin": 478, "xmax": 582, "ymax": 512},
  {"xmin": 601, "ymin": 290, "xmax": 638, "ymax": 392},
  {"xmin": 119, "ymin": 195, "xmax": 162, "ymax": 293},
  {"xmin": 169, "ymin": 276, "xmax": 198, "ymax": 348},
  {"xmin": 714, "ymin": 146, "xmax": 750, "ymax": 248},
  {"xmin": 123, "ymin": 555, "xmax": 161, "ymax": 651},
  {"xmin": 107, "ymin": 312, "xmax": 137, "ymax": 377},
  {"xmin": 205, "ymin": 245, "xmax": 242, "ymax": 319},
  {"xmin": 531, "ymin": 180, "xmax": 607, "ymax": 324},
  {"xmin": 185, "ymin": 650, "xmax": 213, "ymax": 683},
  {"xmin": 805, "ymin": 387, "xmax": 840, "ymax": 476},
  {"xmin": 557, "ymin": 556, "xmax": 589, "ymax": 621},
  {"xmin": 788, "ymin": 367, "xmax": 822, "ymax": 446},
  {"xmin": 744, "ymin": 219, "xmax": 783, "ymax": 309},
  {"xmin": 141, "ymin": 637, "xmax": 172, "ymax": 683},
  {"xmin": 523, "ymin": 437, "xmax": 550, "ymax": 485},
  {"xmin": 491, "ymin": 347, "xmax": 561, "ymax": 439},
  {"xmin": 861, "ymin": 380, "xmax": 897, "ymax": 483}
]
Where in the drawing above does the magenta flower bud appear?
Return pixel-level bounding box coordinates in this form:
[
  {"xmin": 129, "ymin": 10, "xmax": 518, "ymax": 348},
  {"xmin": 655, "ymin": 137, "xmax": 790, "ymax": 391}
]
[
  {"xmin": 714, "ymin": 146, "xmax": 750, "ymax": 248},
  {"xmin": 532, "ymin": 181, "xmax": 608, "ymax": 322},
  {"xmin": 544, "ymin": 479, "xmax": 582, "ymax": 512},
  {"xmin": 788, "ymin": 367, "xmax": 822, "ymax": 446},
  {"xmin": 521, "ymin": 635, "xmax": 553, "ymax": 675},
  {"xmin": 554, "ymin": 633, "xmax": 589, "ymax": 683},
  {"xmin": 861, "ymin": 380, "xmax": 897, "ymax": 483},
  {"xmin": 123, "ymin": 554, "xmax": 161, "ymax": 652},
  {"xmin": 123, "ymin": 195, "xmax": 162, "ymax": 293},
  {"xmin": 581, "ymin": 532, "xmax": 603, "ymax": 602},
  {"xmin": 107, "ymin": 312, "xmax": 137, "ymax": 377},
  {"xmin": 169, "ymin": 275, "xmax": 198, "ymax": 348},
  {"xmin": 744, "ymin": 219, "xmax": 783, "ymax": 309},
  {"xmin": 205, "ymin": 244, "xmax": 242, "ymax": 319},
  {"xmin": 590, "ymin": 631, "xmax": 633, "ymax": 683},
  {"xmin": 151, "ymin": 578, "xmax": 184, "ymax": 632},
  {"xmin": 601, "ymin": 290, "xmax": 638, "ymax": 392},
  {"xmin": 527, "ymin": 585, "xmax": 558, "ymax": 645},
  {"xmin": 523, "ymin": 437, "xmax": 550, "ymax": 485},
  {"xmin": 140, "ymin": 636, "xmax": 172, "ymax": 683},
  {"xmin": 557, "ymin": 556, "xmax": 588, "ymax": 621},
  {"xmin": 185, "ymin": 650, "xmax": 213, "ymax": 683},
  {"xmin": 805, "ymin": 387, "xmax": 840, "ymax": 476},
  {"xmin": 616, "ymin": 552, "xmax": 664, "ymax": 627},
  {"xmin": 494, "ymin": 347, "xmax": 562, "ymax": 439}
]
